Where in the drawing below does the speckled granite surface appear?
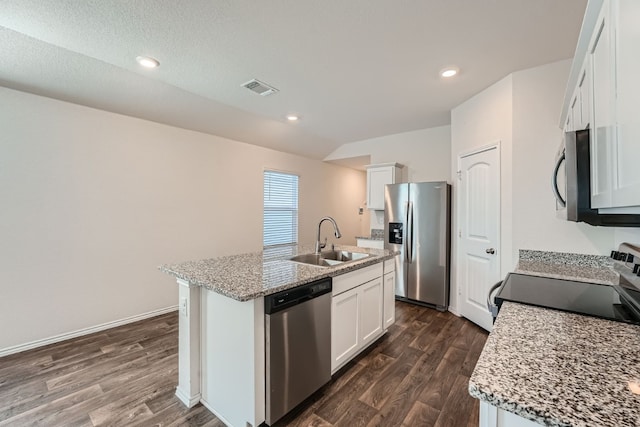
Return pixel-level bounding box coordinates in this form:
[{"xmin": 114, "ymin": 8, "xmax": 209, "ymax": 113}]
[
  {"xmin": 515, "ymin": 249, "xmax": 618, "ymax": 285},
  {"xmin": 159, "ymin": 245, "xmax": 396, "ymax": 302},
  {"xmin": 469, "ymin": 302, "xmax": 640, "ymax": 427}
]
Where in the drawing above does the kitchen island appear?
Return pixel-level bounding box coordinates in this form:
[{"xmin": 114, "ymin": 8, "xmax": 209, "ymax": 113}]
[
  {"xmin": 469, "ymin": 250, "xmax": 640, "ymax": 426},
  {"xmin": 160, "ymin": 245, "xmax": 397, "ymax": 427}
]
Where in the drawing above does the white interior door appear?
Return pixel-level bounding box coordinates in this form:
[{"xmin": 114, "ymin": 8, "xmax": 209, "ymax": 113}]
[{"xmin": 458, "ymin": 145, "xmax": 500, "ymax": 331}]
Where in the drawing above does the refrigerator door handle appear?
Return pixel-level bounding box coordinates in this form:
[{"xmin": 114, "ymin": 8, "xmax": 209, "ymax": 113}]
[{"xmin": 406, "ymin": 201, "xmax": 414, "ymax": 263}]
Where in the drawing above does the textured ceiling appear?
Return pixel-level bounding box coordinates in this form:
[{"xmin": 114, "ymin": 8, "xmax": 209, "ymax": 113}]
[{"xmin": 0, "ymin": 0, "xmax": 587, "ymax": 159}]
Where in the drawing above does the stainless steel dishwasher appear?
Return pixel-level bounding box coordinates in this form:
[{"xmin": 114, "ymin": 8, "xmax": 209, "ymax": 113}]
[{"xmin": 264, "ymin": 277, "xmax": 332, "ymax": 426}]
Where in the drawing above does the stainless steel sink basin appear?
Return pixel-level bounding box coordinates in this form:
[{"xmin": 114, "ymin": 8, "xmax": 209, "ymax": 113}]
[
  {"xmin": 289, "ymin": 250, "xmax": 371, "ymax": 267},
  {"xmin": 321, "ymin": 250, "xmax": 371, "ymax": 262}
]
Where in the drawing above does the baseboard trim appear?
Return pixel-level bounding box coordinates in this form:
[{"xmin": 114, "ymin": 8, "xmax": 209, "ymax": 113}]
[
  {"xmin": 175, "ymin": 387, "xmax": 201, "ymax": 408},
  {"xmin": 0, "ymin": 305, "xmax": 178, "ymax": 358}
]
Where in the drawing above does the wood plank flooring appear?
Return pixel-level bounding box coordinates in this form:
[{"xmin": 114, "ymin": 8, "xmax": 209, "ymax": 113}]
[{"xmin": 0, "ymin": 301, "xmax": 487, "ymax": 426}]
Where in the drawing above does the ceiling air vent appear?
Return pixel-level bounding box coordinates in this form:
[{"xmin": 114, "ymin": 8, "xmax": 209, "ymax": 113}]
[{"xmin": 242, "ymin": 79, "xmax": 279, "ymax": 96}]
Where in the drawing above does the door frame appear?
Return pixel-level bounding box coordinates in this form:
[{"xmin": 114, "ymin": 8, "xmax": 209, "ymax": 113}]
[{"xmin": 455, "ymin": 142, "xmax": 501, "ymax": 322}]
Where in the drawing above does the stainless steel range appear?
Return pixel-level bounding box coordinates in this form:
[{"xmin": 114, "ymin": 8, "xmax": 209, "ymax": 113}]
[{"xmin": 488, "ymin": 243, "xmax": 640, "ymax": 324}]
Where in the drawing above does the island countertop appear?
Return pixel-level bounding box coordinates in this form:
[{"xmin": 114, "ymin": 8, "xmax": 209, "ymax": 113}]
[
  {"xmin": 469, "ymin": 301, "xmax": 640, "ymax": 427},
  {"xmin": 159, "ymin": 245, "xmax": 397, "ymax": 302}
]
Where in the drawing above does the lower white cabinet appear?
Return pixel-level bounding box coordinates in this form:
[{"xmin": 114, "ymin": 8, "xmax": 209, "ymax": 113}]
[
  {"xmin": 359, "ymin": 278, "xmax": 384, "ymax": 345},
  {"xmin": 479, "ymin": 401, "xmax": 540, "ymax": 427},
  {"xmin": 331, "ymin": 263, "xmax": 385, "ymax": 373},
  {"xmin": 383, "ymin": 270, "xmax": 395, "ymax": 329},
  {"xmin": 331, "ymin": 286, "xmax": 360, "ymax": 370}
]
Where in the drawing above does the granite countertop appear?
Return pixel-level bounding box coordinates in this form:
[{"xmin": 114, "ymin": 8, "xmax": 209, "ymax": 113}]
[
  {"xmin": 469, "ymin": 302, "xmax": 640, "ymax": 427},
  {"xmin": 469, "ymin": 249, "xmax": 640, "ymax": 426},
  {"xmin": 159, "ymin": 245, "xmax": 396, "ymax": 302}
]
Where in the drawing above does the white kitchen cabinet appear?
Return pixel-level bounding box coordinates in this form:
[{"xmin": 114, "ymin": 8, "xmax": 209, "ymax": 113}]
[
  {"xmin": 383, "ymin": 271, "xmax": 395, "ymax": 329},
  {"xmin": 608, "ymin": 0, "xmax": 640, "ymax": 209},
  {"xmin": 359, "ymin": 277, "xmax": 383, "ymax": 345},
  {"xmin": 568, "ymin": 62, "xmax": 591, "ymax": 132},
  {"xmin": 366, "ymin": 163, "xmax": 402, "ymax": 210},
  {"xmin": 331, "ymin": 286, "xmax": 360, "ymax": 370},
  {"xmin": 589, "ymin": 0, "xmax": 615, "ymax": 208},
  {"xmin": 561, "ymin": 0, "xmax": 640, "ymax": 212},
  {"xmin": 331, "ymin": 262, "xmax": 385, "ymax": 373},
  {"xmin": 383, "ymin": 258, "xmax": 396, "ymax": 330},
  {"xmin": 479, "ymin": 401, "xmax": 540, "ymax": 427}
]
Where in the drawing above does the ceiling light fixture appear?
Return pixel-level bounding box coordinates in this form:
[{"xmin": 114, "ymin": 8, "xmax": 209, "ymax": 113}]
[
  {"xmin": 440, "ymin": 67, "xmax": 459, "ymax": 78},
  {"xmin": 286, "ymin": 115, "xmax": 299, "ymax": 121},
  {"xmin": 136, "ymin": 56, "xmax": 160, "ymax": 69}
]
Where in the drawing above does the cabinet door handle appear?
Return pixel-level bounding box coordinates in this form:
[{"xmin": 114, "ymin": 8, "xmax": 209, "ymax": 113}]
[{"xmin": 486, "ymin": 248, "xmax": 496, "ymax": 255}]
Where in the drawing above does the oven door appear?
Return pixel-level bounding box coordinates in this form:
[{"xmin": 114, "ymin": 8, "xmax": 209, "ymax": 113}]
[{"xmin": 552, "ymin": 139, "xmax": 567, "ymax": 219}]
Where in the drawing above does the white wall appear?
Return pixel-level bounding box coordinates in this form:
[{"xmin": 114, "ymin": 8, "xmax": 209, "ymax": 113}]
[
  {"xmin": 512, "ymin": 60, "xmax": 615, "ymax": 256},
  {"xmin": 449, "ymin": 59, "xmax": 639, "ymax": 313},
  {"xmin": 325, "ymin": 126, "xmax": 451, "ymax": 182},
  {"xmin": 0, "ymin": 87, "xmax": 365, "ymax": 352},
  {"xmin": 325, "ymin": 126, "xmax": 451, "ymax": 231},
  {"xmin": 450, "ymin": 75, "xmax": 513, "ymax": 312}
]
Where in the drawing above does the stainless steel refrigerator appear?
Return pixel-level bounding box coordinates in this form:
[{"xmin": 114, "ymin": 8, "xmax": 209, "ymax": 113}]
[{"xmin": 384, "ymin": 182, "xmax": 451, "ymax": 311}]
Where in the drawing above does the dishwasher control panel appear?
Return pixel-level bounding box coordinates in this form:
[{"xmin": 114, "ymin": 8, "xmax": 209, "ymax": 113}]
[{"xmin": 264, "ymin": 277, "xmax": 332, "ymax": 314}]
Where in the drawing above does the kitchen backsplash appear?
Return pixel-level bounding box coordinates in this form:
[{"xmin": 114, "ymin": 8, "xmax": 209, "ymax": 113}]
[{"xmin": 370, "ymin": 229, "xmax": 384, "ymax": 239}]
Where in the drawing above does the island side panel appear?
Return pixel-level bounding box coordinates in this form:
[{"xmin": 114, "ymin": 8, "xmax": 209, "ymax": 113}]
[
  {"xmin": 200, "ymin": 288, "xmax": 265, "ymax": 427},
  {"xmin": 175, "ymin": 279, "xmax": 201, "ymax": 407}
]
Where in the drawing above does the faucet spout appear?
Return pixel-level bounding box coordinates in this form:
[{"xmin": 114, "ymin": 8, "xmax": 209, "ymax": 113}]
[{"xmin": 315, "ymin": 216, "xmax": 342, "ymax": 254}]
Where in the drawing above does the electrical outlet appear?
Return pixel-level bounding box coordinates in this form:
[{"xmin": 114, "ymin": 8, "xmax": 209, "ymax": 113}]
[{"xmin": 358, "ymin": 207, "xmax": 364, "ymax": 215}]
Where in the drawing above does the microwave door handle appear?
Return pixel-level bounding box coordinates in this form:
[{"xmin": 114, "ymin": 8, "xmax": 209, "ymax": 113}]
[{"xmin": 552, "ymin": 149, "xmax": 566, "ymax": 207}]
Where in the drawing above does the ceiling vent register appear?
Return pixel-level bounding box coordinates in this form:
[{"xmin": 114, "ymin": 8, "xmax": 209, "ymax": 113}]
[{"xmin": 242, "ymin": 79, "xmax": 279, "ymax": 96}]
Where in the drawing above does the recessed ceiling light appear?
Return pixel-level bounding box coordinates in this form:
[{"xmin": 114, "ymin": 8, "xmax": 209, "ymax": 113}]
[
  {"xmin": 440, "ymin": 67, "xmax": 459, "ymax": 78},
  {"xmin": 136, "ymin": 56, "xmax": 160, "ymax": 69},
  {"xmin": 286, "ymin": 115, "xmax": 299, "ymax": 121}
]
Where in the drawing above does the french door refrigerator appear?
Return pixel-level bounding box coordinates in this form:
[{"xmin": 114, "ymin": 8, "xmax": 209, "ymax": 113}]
[{"xmin": 384, "ymin": 182, "xmax": 451, "ymax": 311}]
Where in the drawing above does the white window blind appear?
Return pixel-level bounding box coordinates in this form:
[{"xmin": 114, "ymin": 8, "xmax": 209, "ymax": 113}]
[{"xmin": 263, "ymin": 170, "xmax": 299, "ymax": 248}]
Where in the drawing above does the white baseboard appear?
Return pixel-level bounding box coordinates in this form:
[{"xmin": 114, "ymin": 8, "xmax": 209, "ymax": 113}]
[
  {"xmin": 175, "ymin": 387, "xmax": 201, "ymax": 408},
  {"xmin": 448, "ymin": 306, "xmax": 461, "ymax": 317},
  {"xmin": 0, "ymin": 305, "xmax": 178, "ymax": 358}
]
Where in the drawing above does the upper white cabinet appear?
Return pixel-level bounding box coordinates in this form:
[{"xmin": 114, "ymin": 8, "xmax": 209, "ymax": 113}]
[
  {"xmin": 366, "ymin": 163, "xmax": 402, "ymax": 210},
  {"xmin": 590, "ymin": 1, "xmax": 615, "ymax": 207},
  {"xmin": 562, "ymin": 0, "xmax": 640, "ymax": 212},
  {"xmin": 567, "ymin": 60, "xmax": 592, "ymax": 133},
  {"xmin": 609, "ymin": 0, "xmax": 640, "ymax": 210}
]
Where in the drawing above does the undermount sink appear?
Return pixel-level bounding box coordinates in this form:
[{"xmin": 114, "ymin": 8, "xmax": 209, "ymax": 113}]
[{"xmin": 289, "ymin": 250, "xmax": 371, "ymax": 267}]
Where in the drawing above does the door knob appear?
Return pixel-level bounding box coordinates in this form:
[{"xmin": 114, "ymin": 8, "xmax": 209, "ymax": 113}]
[{"xmin": 486, "ymin": 248, "xmax": 496, "ymax": 254}]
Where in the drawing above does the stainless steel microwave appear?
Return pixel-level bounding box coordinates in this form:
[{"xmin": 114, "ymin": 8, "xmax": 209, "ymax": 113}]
[{"xmin": 552, "ymin": 129, "xmax": 640, "ymax": 227}]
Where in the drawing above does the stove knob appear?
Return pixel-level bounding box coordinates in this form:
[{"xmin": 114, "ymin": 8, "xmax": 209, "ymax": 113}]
[
  {"xmin": 634, "ymin": 264, "xmax": 640, "ymax": 274},
  {"xmin": 617, "ymin": 252, "xmax": 627, "ymax": 261},
  {"xmin": 611, "ymin": 250, "xmax": 620, "ymax": 259},
  {"xmin": 627, "ymin": 254, "xmax": 635, "ymax": 263}
]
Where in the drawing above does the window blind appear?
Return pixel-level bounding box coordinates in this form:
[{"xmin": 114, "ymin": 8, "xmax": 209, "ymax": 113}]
[{"xmin": 263, "ymin": 170, "xmax": 299, "ymax": 248}]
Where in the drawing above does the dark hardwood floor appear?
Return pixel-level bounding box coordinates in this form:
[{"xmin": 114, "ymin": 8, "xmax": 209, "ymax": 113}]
[{"xmin": 0, "ymin": 301, "xmax": 487, "ymax": 426}]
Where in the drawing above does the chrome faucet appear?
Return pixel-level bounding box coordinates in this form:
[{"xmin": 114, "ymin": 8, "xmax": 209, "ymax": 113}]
[{"xmin": 315, "ymin": 216, "xmax": 342, "ymax": 254}]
